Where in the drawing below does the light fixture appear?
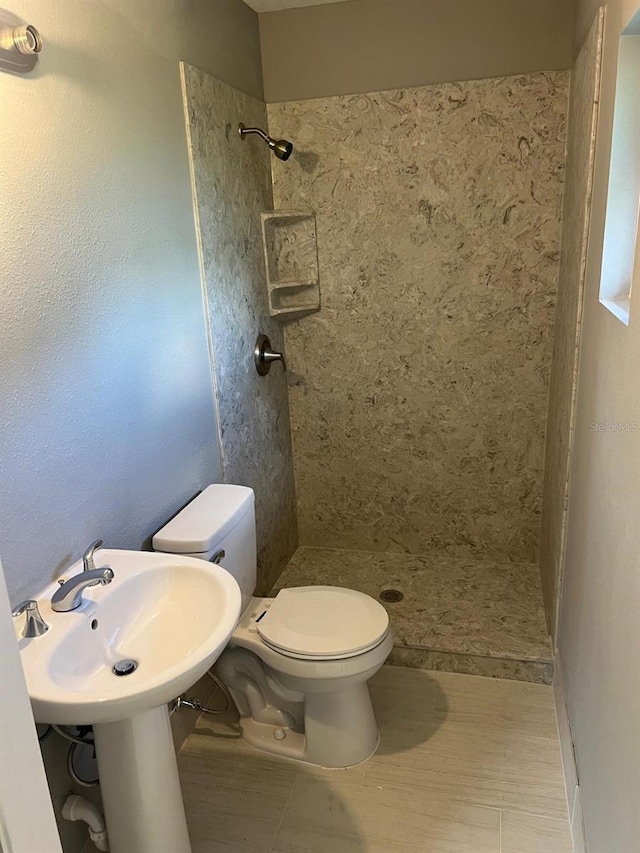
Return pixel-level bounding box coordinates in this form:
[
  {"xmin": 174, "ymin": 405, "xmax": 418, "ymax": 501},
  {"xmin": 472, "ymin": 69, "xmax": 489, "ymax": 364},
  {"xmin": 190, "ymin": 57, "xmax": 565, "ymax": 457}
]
[{"xmin": 0, "ymin": 7, "xmax": 42, "ymax": 75}]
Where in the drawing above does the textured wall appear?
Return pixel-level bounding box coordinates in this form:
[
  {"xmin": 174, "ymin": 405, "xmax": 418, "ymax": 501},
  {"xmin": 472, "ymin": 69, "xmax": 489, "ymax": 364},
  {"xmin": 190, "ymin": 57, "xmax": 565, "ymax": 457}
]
[
  {"xmin": 0, "ymin": 0, "xmax": 261, "ymax": 609},
  {"xmin": 0, "ymin": 2, "xmax": 261, "ymax": 849},
  {"xmin": 182, "ymin": 65, "xmax": 297, "ymax": 593},
  {"xmin": 260, "ymin": 0, "xmax": 575, "ymax": 102},
  {"xmin": 269, "ymin": 72, "xmax": 568, "ymax": 562},
  {"xmin": 558, "ymin": 2, "xmax": 640, "ymax": 851},
  {"xmin": 540, "ymin": 13, "xmax": 604, "ymax": 638}
]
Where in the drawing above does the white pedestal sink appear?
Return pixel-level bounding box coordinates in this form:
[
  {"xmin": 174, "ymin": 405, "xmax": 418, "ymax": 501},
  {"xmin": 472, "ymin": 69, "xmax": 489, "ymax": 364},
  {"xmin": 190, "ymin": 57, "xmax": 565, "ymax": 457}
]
[{"xmin": 16, "ymin": 549, "xmax": 242, "ymax": 853}]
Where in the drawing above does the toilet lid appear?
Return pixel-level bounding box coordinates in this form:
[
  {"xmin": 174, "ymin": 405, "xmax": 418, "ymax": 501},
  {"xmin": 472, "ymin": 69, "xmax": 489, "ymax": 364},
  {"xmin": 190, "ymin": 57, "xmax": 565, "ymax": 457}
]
[{"xmin": 257, "ymin": 586, "xmax": 390, "ymax": 660}]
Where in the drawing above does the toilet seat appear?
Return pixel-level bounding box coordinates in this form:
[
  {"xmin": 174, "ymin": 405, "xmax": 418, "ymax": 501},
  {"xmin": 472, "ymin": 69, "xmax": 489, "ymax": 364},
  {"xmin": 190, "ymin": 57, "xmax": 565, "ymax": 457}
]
[{"xmin": 256, "ymin": 586, "xmax": 390, "ymax": 661}]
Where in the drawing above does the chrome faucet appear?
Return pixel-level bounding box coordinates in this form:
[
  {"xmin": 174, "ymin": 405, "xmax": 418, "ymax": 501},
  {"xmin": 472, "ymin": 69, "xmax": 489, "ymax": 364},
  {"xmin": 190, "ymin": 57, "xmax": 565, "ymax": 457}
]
[
  {"xmin": 82, "ymin": 539, "xmax": 103, "ymax": 572},
  {"xmin": 12, "ymin": 599, "xmax": 49, "ymax": 638},
  {"xmin": 51, "ymin": 566, "xmax": 114, "ymax": 612},
  {"xmin": 52, "ymin": 539, "xmax": 114, "ymax": 612}
]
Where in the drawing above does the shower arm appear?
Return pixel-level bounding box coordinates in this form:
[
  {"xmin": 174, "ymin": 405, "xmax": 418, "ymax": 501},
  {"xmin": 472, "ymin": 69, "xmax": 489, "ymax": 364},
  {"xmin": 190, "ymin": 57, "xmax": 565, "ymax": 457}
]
[{"xmin": 238, "ymin": 124, "xmax": 269, "ymax": 142}]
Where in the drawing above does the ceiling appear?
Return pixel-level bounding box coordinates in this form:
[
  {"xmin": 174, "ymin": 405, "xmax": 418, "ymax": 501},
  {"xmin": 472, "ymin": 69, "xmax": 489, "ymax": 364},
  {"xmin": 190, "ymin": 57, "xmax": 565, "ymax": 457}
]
[{"xmin": 245, "ymin": 0, "xmax": 352, "ymax": 12}]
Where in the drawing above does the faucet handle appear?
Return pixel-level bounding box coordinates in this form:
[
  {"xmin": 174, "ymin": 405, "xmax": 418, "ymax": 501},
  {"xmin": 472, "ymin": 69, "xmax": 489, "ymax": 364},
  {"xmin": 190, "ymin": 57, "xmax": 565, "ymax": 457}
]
[
  {"xmin": 12, "ymin": 599, "xmax": 49, "ymax": 638},
  {"xmin": 82, "ymin": 539, "xmax": 104, "ymax": 572},
  {"xmin": 254, "ymin": 334, "xmax": 286, "ymax": 376}
]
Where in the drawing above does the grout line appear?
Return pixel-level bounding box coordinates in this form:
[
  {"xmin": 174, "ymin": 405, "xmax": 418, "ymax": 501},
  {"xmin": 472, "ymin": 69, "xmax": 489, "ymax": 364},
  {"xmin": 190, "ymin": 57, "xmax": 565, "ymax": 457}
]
[
  {"xmin": 361, "ymin": 758, "xmax": 568, "ymax": 823},
  {"xmin": 501, "ymin": 809, "xmax": 571, "ymax": 824},
  {"xmin": 499, "ymin": 809, "xmax": 503, "ymax": 853},
  {"xmin": 266, "ymin": 820, "xmax": 423, "ymax": 852},
  {"xmin": 267, "ymin": 773, "xmax": 297, "ymax": 853},
  {"xmin": 269, "ymin": 776, "xmax": 503, "ymax": 853}
]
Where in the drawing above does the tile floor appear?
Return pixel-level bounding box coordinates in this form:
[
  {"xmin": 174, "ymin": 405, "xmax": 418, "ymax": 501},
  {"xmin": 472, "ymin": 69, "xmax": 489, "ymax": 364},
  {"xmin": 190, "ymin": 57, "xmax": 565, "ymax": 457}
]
[
  {"xmin": 273, "ymin": 548, "xmax": 553, "ymax": 684},
  {"xmin": 178, "ymin": 665, "xmax": 572, "ymax": 852}
]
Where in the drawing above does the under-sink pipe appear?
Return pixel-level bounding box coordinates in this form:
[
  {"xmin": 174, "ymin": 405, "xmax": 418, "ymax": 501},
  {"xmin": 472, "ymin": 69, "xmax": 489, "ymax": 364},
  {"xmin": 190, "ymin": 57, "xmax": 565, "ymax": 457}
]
[{"xmin": 62, "ymin": 794, "xmax": 109, "ymax": 851}]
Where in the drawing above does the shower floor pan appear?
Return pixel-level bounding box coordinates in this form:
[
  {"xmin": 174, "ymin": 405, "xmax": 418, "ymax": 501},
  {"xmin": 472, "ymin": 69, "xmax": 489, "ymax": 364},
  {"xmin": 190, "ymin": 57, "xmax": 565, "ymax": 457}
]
[{"xmin": 271, "ymin": 547, "xmax": 553, "ymax": 684}]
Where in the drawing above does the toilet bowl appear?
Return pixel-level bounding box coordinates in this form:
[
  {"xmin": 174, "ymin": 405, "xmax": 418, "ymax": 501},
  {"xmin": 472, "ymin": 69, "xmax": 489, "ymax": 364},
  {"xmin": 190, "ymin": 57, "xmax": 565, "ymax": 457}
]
[
  {"xmin": 153, "ymin": 485, "xmax": 392, "ymax": 768},
  {"xmin": 216, "ymin": 587, "xmax": 393, "ymax": 767}
]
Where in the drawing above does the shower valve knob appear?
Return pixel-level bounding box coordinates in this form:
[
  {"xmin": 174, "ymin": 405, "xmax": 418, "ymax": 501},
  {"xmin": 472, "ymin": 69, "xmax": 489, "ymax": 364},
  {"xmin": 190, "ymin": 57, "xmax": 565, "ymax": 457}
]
[{"xmin": 254, "ymin": 334, "xmax": 286, "ymax": 376}]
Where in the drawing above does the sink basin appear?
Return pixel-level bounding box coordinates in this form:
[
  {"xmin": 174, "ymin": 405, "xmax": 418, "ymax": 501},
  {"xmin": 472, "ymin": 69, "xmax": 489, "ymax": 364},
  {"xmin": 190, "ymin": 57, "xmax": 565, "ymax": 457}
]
[
  {"xmin": 16, "ymin": 548, "xmax": 242, "ymax": 853},
  {"xmin": 18, "ymin": 549, "xmax": 242, "ymax": 724}
]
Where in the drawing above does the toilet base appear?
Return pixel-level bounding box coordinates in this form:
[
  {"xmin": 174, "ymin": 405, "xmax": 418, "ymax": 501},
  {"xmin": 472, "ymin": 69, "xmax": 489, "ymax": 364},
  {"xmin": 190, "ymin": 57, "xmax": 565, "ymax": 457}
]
[
  {"xmin": 215, "ymin": 635, "xmax": 392, "ymax": 768},
  {"xmin": 238, "ymin": 681, "xmax": 381, "ymax": 768},
  {"xmin": 240, "ymin": 717, "xmax": 381, "ymax": 768}
]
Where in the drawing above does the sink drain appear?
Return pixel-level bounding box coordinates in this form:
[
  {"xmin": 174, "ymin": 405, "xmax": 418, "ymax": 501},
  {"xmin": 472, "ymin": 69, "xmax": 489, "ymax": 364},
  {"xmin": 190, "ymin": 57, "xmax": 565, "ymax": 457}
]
[
  {"xmin": 112, "ymin": 659, "xmax": 138, "ymax": 677},
  {"xmin": 379, "ymin": 588, "xmax": 404, "ymax": 603}
]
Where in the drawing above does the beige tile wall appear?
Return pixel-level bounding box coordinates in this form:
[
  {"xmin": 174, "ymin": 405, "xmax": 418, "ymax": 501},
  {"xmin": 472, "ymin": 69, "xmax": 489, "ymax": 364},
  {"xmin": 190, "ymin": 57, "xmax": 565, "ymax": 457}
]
[
  {"xmin": 182, "ymin": 65, "xmax": 297, "ymax": 592},
  {"xmin": 268, "ymin": 72, "xmax": 568, "ymax": 562}
]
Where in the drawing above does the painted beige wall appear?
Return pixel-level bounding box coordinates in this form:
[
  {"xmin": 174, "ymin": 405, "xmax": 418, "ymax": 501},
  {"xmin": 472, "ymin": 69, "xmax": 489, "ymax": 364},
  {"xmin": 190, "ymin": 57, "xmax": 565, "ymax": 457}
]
[
  {"xmin": 575, "ymin": 0, "xmax": 608, "ymax": 49},
  {"xmin": 0, "ymin": 0, "xmax": 261, "ymax": 606},
  {"xmin": 259, "ymin": 0, "xmax": 576, "ymax": 102},
  {"xmin": 559, "ymin": 2, "xmax": 640, "ymax": 851}
]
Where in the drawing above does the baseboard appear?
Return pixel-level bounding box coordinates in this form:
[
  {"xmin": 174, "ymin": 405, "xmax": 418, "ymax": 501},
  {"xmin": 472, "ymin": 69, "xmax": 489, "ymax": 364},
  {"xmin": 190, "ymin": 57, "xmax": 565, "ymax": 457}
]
[
  {"xmin": 572, "ymin": 786, "xmax": 588, "ymax": 853},
  {"xmin": 554, "ymin": 653, "xmax": 589, "ymax": 852}
]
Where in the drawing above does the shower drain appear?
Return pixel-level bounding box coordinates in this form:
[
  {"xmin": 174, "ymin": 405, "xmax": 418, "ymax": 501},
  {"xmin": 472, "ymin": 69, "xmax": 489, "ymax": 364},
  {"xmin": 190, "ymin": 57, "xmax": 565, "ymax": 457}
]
[{"xmin": 379, "ymin": 588, "xmax": 404, "ymax": 603}]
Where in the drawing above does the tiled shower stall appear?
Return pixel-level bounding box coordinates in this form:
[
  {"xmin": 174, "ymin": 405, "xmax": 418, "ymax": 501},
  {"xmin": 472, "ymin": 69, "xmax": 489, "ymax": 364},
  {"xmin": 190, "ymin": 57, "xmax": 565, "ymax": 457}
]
[{"xmin": 182, "ymin": 13, "xmax": 603, "ymax": 684}]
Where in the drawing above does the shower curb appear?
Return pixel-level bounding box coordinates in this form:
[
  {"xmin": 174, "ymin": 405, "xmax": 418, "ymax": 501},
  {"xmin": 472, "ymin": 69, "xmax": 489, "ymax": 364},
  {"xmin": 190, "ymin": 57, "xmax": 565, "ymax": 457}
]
[{"xmin": 387, "ymin": 645, "xmax": 554, "ymax": 685}]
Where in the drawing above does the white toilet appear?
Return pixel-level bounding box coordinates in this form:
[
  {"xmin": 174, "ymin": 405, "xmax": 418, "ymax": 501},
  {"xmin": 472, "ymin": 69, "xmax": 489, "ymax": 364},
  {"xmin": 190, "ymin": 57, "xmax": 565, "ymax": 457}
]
[{"xmin": 153, "ymin": 484, "xmax": 392, "ymax": 768}]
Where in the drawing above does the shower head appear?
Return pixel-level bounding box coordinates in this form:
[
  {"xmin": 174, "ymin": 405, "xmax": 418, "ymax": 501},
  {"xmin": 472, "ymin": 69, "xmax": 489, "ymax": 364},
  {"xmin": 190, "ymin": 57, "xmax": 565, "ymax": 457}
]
[
  {"xmin": 270, "ymin": 137, "xmax": 294, "ymax": 161},
  {"xmin": 239, "ymin": 123, "xmax": 293, "ymax": 161}
]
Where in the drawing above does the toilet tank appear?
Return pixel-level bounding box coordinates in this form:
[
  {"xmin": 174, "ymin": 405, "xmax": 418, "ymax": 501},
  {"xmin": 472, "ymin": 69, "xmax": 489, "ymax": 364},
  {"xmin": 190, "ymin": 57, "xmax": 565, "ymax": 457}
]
[{"xmin": 152, "ymin": 485, "xmax": 257, "ymax": 610}]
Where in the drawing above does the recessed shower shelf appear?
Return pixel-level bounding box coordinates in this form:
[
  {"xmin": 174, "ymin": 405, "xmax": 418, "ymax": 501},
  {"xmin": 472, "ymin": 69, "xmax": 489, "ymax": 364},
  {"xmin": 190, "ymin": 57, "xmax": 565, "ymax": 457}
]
[
  {"xmin": 270, "ymin": 279, "xmax": 319, "ymax": 289},
  {"xmin": 261, "ymin": 211, "xmax": 320, "ymax": 323}
]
